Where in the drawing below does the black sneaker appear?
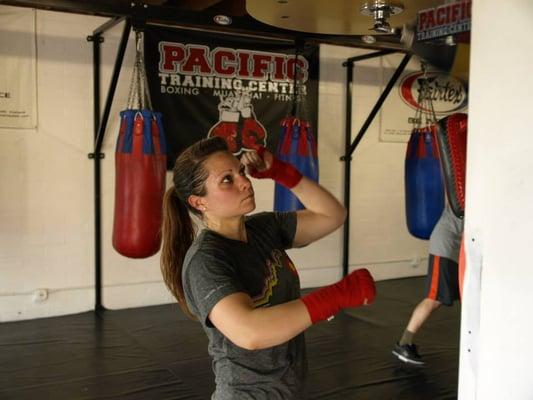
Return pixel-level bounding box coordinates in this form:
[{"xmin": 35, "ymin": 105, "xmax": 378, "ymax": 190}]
[{"xmin": 392, "ymin": 343, "xmax": 426, "ymax": 366}]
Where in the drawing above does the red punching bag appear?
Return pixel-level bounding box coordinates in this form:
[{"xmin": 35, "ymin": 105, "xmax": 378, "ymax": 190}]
[
  {"xmin": 435, "ymin": 113, "xmax": 468, "ymax": 218},
  {"xmin": 112, "ymin": 31, "xmax": 167, "ymax": 258}
]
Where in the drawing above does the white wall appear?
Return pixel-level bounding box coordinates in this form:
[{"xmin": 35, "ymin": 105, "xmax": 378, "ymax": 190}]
[
  {"xmin": 0, "ymin": 7, "xmax": 429, "ymax": 322},
  {"xmin": 459, "ymin": 1, "xmax": 533, "ymax": 399},
  {"xmin": 1, "ymin": 9, "xmax": 99, "ymax": 321}
]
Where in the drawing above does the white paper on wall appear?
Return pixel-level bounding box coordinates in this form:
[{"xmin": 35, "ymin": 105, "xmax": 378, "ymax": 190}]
[
  {"xmin": 0, "ymin": 6, "xmax": 37, "ymax": 129},
  {"xmin": 378, "ymin": 54, "xmax": 468, "ymax": 143}
]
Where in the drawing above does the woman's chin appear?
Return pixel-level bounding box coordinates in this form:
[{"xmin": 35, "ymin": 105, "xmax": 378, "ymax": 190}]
[{"xmin": 244, "ymin": 201, "xmax": 256, "ymax": 214}]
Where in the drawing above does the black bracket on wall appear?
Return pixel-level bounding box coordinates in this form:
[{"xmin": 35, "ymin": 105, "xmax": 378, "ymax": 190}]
[
  {"xmin": 341, "ymin": 51, "xmax": 412, "ymax": 277},
  {"xmin": 88, "ymin": 16, "xmax": 131, "ymax": 312}
]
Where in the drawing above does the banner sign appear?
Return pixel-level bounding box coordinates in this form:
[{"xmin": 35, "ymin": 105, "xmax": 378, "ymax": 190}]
[
  {"xmin": 379, "ymin": 54, "xmax": 468, "ymax": 143},
  {"xmin": 144, "ymin": 27, "xmax": 319, "ymax": 168},
  {"xmin": 417, "ymin": 0, "xmax": 471, "ymax": 41}
]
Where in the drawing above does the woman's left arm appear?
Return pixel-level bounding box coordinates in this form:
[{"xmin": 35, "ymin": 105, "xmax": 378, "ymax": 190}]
[
  {"xmin": 241, "ymin": 148, "xmax": 346, "ymax": 248},
  {"xmin": 290, "ymin": 177, "xmax": 347, "ymax": 247}
]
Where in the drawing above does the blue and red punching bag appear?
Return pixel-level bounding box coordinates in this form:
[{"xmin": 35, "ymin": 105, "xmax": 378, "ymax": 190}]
[
  {"xmin": 112, "ymin": 31, "xmax": 167, "ymax": 258},
  {"xmin": 274, "ymin": 116, "xmax": 319, "ymax": 212},
  {"xmin": 113, "ymin": 110, "xmax": 167, "ymax": 258},
  {"xmin": 404, "ymin": 126, "xmax": 445, "ymax": 239}
]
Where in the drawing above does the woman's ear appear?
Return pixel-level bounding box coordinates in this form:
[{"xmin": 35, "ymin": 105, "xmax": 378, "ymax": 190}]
[{"xmin": 188, "ymin": 195, "xmax": 207, "ymax": 212}]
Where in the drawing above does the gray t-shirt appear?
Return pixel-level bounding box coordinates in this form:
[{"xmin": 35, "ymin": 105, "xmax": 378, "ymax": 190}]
[
  {"xmin": 428, "ymin": 206, "xmax": 464, "ymax": 263},
  {"xmin": 182, "ymin": 211, "xmax": 306, "ymax": 400}
]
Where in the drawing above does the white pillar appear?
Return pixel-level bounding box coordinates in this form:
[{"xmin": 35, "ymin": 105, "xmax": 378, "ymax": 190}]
[{"xmin": 459, "ymin": 1, "xmax": 533, "ymax": 399}]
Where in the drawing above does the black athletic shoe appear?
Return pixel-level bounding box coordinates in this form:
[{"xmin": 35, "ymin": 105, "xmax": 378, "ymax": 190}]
[{"xmin": 392, "ymin": 343, "xmax": 426, "ymax": 366}]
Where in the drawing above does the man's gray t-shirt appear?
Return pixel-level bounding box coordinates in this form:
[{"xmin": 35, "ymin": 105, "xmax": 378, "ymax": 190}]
[
  {"xmin": 429, "ymin": 206, "xmax": 464, "ymax": 263},
  {"xmin": 182, "ymin": 211, "xmax": 306, "ymax": 400}
]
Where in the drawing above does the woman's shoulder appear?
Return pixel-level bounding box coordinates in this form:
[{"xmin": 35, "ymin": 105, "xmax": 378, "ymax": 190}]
[
  {"xmin": 190, "ymin": 229, "xmax": 229, "ymax": 255},
  {"xmin": 246, "ymin": 211, "xmax": 294, "ymax": 226},
  {"xmin": 246, "ymin": 211, "xmax": 297, "ymax": 246},
  {"xmin": 184, "ymin": 230, "xmax": 227, "ymax": 267},
  {"xmin": 246, "ymin": 211, "xmax": 273, "ymax": 225}
]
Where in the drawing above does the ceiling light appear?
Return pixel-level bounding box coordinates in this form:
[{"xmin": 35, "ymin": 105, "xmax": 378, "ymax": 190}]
[
  {"xmin": 360, "ymin": 1, "xmax": 404, "ymax": 34},
  {"xmin": 362, "ymin": 35, "xmax": 377, "ymax": 44},
  {"xmin": 444, "ymin": 35, "xmax": 456, "ymax": 46},
  {"xmin": 213, "ymin": 15, "xmax": 232, "ymax": 26}
]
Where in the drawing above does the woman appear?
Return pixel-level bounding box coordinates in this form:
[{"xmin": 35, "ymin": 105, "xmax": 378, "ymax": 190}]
[{"xmin": 161, "ymin": 136, "xmax": 375, "ymax": 399}]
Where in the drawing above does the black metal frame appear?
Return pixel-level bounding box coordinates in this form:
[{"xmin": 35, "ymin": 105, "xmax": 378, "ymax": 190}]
[
  {"xmin": 87, "ymin": 17, "xmax": 131, "ymax": 311},
  {"xmin": 89, "ymin": 23, "xmax": 411, "ymax": 307},
  {"xmin": 0, "ymin": 0, "xmax": 405, "ymax": 50},
  {"xmin": 0, "ymin": 0, "xmax": 412, "ymax": 308},
  {"xmin": 84, "ymin": 17, "xmax": 301, "ymax": 311},
  {"xmin": 341, "ymin": 52, "xmax": 412, "ymax": 276}
]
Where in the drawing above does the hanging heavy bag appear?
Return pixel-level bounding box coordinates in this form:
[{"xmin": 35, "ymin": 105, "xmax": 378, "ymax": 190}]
[
  {"xmin": 274, "ymin": 116, "xmax": 319, "ymax": 212},
  {"xmin": 404, "ymin": 125, "xmax": 445, "ymax": 239},
  {"xmin": 112, "ymin": 31, "xmax": 167, "ymax": 258},
  {"xmin": 435, "ymin": 113, "xmax": 468, "ymax": 218}
]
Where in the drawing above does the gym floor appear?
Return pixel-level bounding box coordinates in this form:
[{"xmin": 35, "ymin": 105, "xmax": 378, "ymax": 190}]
[{"xmin": 0, "ymin": 277, "xmax": 460, "ymax": 399}]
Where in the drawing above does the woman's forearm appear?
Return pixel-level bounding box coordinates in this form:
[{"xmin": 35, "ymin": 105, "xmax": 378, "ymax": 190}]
[
  {"xmin": 244, "ymin": 299, "xmax": 312, "ymax": 349},
  {"xmin": 292, "ymin": 176, "xmax": 346, "ymax": 222},
  {"xmin": 209, "ymin": 293, "xmax": 312, "ymax": 350},
  {"xmin": 290, "ymin": 177, "xmax": 347, "ymax": 247}
]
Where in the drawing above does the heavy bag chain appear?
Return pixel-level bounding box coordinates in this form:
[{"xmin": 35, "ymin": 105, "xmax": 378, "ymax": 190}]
[
  {"xmin": 412, "ymin": 62, "xmax": 437, "ymax": 131},
  {"xmin": 127, "ymin": 30, "xmax": 153, "ymax": 111}
]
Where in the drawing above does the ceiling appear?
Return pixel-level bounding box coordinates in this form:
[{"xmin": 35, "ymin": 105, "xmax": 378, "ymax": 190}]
[{"xmin": 0, "ymin": 0, "xmax": 445, "ymax": 50}]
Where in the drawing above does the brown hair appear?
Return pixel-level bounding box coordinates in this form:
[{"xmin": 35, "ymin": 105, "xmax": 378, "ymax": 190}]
[{"xmin": 160, "ymin": 136, "xmax": 228, "ymax": 319}]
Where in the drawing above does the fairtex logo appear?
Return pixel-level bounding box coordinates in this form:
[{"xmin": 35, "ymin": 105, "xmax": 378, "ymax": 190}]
[{"xmin": 399, "ymin": 71, "xmax": 468, "ymax": 114}]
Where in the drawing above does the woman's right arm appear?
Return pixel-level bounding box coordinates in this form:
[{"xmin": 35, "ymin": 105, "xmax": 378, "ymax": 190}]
[
  {"xmin": 209, "ymin": 293, "xmax": 311, "ymax": 350},
  {"xmin": 208, "ymin": 267, "xmax": 375, "ymax": 351}
]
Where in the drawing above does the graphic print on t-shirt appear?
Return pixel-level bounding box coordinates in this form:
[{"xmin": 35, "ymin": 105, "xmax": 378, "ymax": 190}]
[{"xmin": 252, "ymin": 249, "xmax": 299, "ymax": 307}]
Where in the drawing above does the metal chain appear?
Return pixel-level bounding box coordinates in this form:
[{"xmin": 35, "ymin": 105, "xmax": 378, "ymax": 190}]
[
  {"xmin": 138, "ymin": 32, "xmax": 153, "ymax": 110},
  {"xmin": 413, "ymin": 77, "xmax": 424, "ymax": 130},
  {"xmin": 126, "ymin": 41, "xmax": 139, "ymax": 109},
  {"xmin": 421, "ymin": 61, "xmax": 437, "ymax": 125},
  {"xmin": 126, "ymin": 31, "xmax": 152, "ymax": 111}
]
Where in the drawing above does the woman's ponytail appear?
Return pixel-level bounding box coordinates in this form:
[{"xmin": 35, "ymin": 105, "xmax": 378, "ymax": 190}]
[
  {"xmin": 160, "ymin": 136, "xmax": 228, "ymax": 320},
  {"xmin": 160, "ymin": 187, "xmax": 196, "ymax": 319}
]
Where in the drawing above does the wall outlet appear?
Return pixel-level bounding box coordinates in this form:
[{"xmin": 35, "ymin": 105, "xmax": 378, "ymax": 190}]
[{"xmin": 32, "ymin": 289, "xmax": 49, "ymax": 303}]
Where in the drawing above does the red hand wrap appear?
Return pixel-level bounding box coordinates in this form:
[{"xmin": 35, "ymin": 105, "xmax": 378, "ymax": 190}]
[
  {"xmin": 301, "ymin": 268, "xmax": 376, "ymax": 324},
  {"xmin": 249, "ymin": 147, "xmax": 303, "ymax": 189}
]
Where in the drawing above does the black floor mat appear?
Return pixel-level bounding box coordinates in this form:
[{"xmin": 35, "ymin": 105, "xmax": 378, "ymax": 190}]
[{"xmin": 0, "ymin": 277, "xmax": 460, "ymax": 400}]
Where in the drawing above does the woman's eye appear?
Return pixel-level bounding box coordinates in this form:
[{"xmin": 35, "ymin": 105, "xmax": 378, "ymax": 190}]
[
  {"xmin": 221, "ymin": 175, "xmax": 233, "ymax": 183},
  {"xmin": 239, "ymin": 167, "xmax": 246, "ymax": 176}
]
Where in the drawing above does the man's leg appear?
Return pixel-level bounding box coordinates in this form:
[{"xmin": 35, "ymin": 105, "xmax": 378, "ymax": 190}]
[
  {"xmin": 393, "ymin": 253, "xmax": 459, "ymax": 365},
  {"xmin": 403, "ymin": 298, "xmax": 442, "ymax": 342},
  {"xmin": 393, "ymin": 298, "xmax": 441, "ymax": 365}
]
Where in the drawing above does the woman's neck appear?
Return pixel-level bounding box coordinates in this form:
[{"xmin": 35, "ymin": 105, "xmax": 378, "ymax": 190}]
[{"xmin": 206, "ymin": 216, "xmax": 247, "ymax": 242}]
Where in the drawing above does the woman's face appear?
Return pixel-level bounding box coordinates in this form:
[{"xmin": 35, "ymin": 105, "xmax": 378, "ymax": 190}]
[{"xmin": 198, "ymin": 151, "xmax": 255, "ymax": 219}]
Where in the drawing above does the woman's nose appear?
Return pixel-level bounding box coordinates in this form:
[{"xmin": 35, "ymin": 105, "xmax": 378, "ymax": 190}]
[{"xmin": 238, "ymin": 174, "xmax": 252, "ymax": 190}]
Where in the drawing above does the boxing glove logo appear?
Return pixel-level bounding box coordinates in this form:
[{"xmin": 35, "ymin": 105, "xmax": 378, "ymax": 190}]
[{"xmin": 208, "ymin": 90, "xmax": 267, "ymax": 154}]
